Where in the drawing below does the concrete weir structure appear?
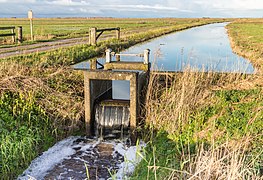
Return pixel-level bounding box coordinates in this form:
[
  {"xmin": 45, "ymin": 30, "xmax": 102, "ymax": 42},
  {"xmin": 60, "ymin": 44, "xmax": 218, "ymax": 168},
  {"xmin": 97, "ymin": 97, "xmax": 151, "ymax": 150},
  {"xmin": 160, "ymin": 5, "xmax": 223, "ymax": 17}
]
[{"xmin": 77, "ymin": 49, "xmax": 150, "ymax": 141}]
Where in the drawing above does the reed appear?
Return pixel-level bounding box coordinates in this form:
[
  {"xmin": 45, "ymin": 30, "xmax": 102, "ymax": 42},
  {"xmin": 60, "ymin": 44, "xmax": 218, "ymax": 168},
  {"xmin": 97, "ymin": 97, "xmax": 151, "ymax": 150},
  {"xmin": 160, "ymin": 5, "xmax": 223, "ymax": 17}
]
[{"xmin": 133, "ymin": 67, "xmax": 262, "ymax": 179}]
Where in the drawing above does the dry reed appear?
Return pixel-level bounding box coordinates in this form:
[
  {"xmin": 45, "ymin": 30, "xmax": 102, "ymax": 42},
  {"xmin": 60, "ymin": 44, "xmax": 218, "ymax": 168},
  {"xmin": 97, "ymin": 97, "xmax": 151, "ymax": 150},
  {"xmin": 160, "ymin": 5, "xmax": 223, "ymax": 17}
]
[{"xmin": 143, "ymin": 66, "xmax": 262, "ymax": 179}]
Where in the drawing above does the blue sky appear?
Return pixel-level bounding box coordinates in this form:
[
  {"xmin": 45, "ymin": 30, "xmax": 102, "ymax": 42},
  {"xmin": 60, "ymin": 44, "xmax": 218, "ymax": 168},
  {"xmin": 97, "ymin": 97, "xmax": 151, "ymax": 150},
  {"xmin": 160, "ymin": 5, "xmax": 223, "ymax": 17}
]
[{"xmin": 0, "ymin": 0, "xmax": 262, "ymax": 18}]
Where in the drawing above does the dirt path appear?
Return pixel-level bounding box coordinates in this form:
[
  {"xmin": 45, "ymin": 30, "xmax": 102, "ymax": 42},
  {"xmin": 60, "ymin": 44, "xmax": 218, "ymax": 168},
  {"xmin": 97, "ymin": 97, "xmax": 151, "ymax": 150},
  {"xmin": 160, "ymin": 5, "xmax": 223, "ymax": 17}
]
[
  {"xmin": 0, "ymin": 38, "xmax": 89, "ymax": 58},
  {"xmin": 0, "ymin": 33, "xmax": 119, "ymax": 59},
  {"xmin": 0, "ymin": 25, "xmax": 173, "ymax": 59}
]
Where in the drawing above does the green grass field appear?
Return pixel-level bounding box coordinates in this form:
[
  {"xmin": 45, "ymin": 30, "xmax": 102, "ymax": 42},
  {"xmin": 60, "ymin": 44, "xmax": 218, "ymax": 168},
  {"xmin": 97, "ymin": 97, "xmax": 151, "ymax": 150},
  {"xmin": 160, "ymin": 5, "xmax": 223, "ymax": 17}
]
[{"xmin": 0, "ymin": 18, "xmax": 225, "ymax": 45}]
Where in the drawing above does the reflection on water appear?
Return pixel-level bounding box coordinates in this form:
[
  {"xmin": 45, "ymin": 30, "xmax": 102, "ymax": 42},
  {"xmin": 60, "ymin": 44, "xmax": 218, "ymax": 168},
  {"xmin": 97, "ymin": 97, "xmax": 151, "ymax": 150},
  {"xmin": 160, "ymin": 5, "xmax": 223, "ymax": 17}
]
[
  {"xmin": 73, "ymin": 23, "xmax": 255, "ymax": 100},
  {"xmin": 122, "ymin": 22, "xmax": 254, "ymax": 73},
  {"xmin": 113, "ymin": 80, "xmax": 130, "ymax": 99}
]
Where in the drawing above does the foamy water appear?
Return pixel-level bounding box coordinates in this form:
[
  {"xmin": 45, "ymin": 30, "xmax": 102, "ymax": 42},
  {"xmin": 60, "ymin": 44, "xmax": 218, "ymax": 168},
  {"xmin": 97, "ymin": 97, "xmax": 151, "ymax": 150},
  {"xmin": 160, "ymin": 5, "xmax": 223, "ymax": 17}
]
[{"xmin": 18, "ymin": 136, "xmax": 145, "ymax": 180}]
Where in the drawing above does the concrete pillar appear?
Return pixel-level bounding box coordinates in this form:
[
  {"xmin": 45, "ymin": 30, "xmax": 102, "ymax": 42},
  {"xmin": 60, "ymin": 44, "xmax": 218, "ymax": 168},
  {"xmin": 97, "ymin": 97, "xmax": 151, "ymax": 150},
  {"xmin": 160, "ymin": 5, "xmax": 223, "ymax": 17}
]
[
  {"xmin": 144, "ymin": 49, "xmax": 150, "ymax": 64},
  {"xmin": 84, "ymin": 71, "xmax": 113, "ymax": 136},
  {"xmin": 130, "ymin": 73, "xmax": 138, "ymax": 143},
  {"xmin": 106, "ymin": 48, "xmax": 112, "ymax": 63},
  {"xmin": 17, "ymin": 26, "xmax": 23, "ymax": 44},
  {"xmin": 89, "ymin": 27, "xmax": 97, "ymax": 45},
  {"xmin": 84, "ymin": 74, "xmax": 91, "ymax": 136}
]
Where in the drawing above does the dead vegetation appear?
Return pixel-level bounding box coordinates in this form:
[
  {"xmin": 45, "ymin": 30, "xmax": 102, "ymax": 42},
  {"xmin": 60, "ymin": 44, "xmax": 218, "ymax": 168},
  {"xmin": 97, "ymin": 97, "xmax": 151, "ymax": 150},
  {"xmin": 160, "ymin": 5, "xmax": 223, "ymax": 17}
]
[{"xmin": 0, "ymin": 60, "xmax": 84, "ymax": 135}]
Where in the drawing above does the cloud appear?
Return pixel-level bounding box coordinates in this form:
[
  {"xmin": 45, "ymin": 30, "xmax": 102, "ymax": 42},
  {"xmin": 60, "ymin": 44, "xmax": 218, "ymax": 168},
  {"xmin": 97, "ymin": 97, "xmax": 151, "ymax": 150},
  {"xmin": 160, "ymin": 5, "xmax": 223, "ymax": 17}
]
[
  {"xmin": 46, "ymin": 0, "xmax": 90, "ymax": 6},
  {"xmin": 107, "ymin": 4, "xmax": 194, "ymax": 13},
  {"xmin": 79, "ymin": 8, "xmax": 102, "ymax": 14},
  {"xmin": 0, "ymin": 0, "xmax": 262, "ymax": 17}
]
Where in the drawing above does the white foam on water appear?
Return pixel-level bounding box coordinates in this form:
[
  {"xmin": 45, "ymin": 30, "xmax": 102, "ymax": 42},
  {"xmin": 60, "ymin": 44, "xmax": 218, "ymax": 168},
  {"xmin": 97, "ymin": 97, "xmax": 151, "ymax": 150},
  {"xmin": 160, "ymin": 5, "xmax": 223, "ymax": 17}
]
[
  {"xmin": 114, "ymin": 141, "xmax": 146, "ymax": 180},
  {"xmin": 17, "ymin": 136, "xmax": 79, "ymax": 180},
  {"xmin": 17, "ymin": 137, "xmax": 145, "ymax": 180}
]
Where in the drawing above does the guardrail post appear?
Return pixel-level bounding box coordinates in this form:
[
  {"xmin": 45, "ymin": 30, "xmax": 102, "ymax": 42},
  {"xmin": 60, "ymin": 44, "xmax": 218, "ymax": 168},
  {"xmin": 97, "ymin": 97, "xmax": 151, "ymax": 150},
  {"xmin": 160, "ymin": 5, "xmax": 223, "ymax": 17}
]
[
  {"xmin": 116, "ymin": 28, "xmax": 120, "ymax": 40},
  {"xmin": 11, "ymin": 28, "xmax": 15, "ymax": 43},
  {"xmin": 18, "ymin": 26, "xmax": 23, "ymax": 44},
  {"xmin": 144, "ymin": 49, "xmax": 150, "ymax": 64},
  {"xmin": 89, "ymin": 27, "xmax": 97, "ymax": 45},
  {"xmin": 106, "ymin": 49, "xmax": 112, "ymax": 63}
]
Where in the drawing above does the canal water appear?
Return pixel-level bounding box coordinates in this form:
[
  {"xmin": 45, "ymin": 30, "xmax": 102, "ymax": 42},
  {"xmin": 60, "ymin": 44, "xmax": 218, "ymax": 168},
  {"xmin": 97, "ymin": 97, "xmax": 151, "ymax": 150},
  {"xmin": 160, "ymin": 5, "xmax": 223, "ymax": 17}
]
[
  {"xmin": 121, "ymin": 22, "xmax": 254, "ymax": 73},
  {"xmin": 74, "ymin": 22, "xmax": 254, "ymax": 73}
]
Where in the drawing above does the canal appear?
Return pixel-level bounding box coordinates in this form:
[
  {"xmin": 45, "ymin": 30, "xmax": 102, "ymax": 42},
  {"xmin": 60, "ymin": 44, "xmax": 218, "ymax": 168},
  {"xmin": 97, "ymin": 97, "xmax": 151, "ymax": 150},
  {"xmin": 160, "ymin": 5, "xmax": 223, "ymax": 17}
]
[{"xmin": 97, "ymin": 22, "xmax": 254, "ymax": 100}]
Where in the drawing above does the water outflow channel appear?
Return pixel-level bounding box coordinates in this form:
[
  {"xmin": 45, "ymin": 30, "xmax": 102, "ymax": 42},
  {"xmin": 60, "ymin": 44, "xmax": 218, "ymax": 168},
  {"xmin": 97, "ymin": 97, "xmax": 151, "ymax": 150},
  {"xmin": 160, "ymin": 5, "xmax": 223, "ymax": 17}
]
[{"xmin": 19, "ymin": 23, "xmax": 254, "ymax": 179}]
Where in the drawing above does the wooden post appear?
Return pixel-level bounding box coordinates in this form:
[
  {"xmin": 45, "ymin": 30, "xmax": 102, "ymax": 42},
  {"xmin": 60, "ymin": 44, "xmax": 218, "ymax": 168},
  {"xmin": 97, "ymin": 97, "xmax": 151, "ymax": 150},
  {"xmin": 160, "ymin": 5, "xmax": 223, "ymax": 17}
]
[
  {"xmin": 30, "ymin": 19, "xmax": 33, "ymax": 41},
  {"xmin": 116, "ymin": 54, "xmax": 120, "ymax": 61},
  {"xmin": 144, "ymin": 49, "xmax": 150, "ymax": 64},
  {"xmin": 90, "ymin": 59, "xmax": 97, "ymax": 70},
  {"xmin": 116, "ymin": 28, "xmax": 120, "ymax": 40},
  {"xmin": 89, "ymin": 27, "xmax": 97, "ymax": 45},
  {"xmin": 28, "ymin": 10, "xmax": 33, "ymax": 41},
  {"xmin": 17, "ymin": 26, "xmax": 23, "ymax": 44},
  {"xmin": 11, "ymin": 28, "xmax": 15, "ymax": 43},
  {"xmin": 105, "ymin": 49, "xmax": 112, "ymax": 63}
]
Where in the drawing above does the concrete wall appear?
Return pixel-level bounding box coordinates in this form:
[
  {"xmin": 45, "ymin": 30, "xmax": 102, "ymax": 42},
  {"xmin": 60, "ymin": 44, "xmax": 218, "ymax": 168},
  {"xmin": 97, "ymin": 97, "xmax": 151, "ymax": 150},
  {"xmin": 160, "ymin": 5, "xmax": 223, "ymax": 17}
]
[{"xmin": 84, "ymin": 71, "xmax": 139, "ymax": 138}]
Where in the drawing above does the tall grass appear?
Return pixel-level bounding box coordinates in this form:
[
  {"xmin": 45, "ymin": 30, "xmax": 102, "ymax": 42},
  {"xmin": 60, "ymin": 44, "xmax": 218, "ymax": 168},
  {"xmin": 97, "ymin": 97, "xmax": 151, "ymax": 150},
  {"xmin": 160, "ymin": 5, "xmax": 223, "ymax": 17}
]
[
  {"xmin": 0, "ymin": 59, "xmax": 84, "ymax": 178},
  {"xmin": 133, "ymin": 68, "xmax": 262, "ymax": 179},
  {"xmin": 145, "ymin": 69, "xmax": 245, "ymax": 135},
  {"xmin": 0, "ymin": 91, "xmax": 53, "ymax": 178}
]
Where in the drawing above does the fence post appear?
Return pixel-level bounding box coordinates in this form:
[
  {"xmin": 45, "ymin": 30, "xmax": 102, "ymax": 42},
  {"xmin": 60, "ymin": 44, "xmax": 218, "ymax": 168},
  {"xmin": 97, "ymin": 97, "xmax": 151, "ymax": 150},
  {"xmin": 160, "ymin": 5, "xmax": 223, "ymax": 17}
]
[
  {"xmin": 11, "ymin": 28, "xmax": 15, "ymax": 43},
  {"xmin": 116, "ymin": 28, "xmax": 120, "ymax": 40},
  {"xmin": 89, "ymin": 27, "xmax": 97, "ymax": 45},
  {"xmin": 105, "ymin": 49, "xmax": 112, "ymax": 63},
  {"xmin": 144, "ymin": 49, "xmax": 150, "ymax": 64},
  {"xmin": 116, "ymin": 54, "xmax": 120, "ymax": 61},
  {"xmin": 17, "ymin": 26, "xmax": 23, "ymax": 44}
]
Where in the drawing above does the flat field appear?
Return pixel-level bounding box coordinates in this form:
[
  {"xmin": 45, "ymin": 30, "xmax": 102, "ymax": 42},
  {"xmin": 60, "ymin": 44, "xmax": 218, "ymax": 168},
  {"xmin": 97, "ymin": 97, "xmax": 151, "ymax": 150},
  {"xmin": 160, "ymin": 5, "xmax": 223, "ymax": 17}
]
[{"xmin": 0, "ymin": 18, "xmax": 225, "ymax": 44}]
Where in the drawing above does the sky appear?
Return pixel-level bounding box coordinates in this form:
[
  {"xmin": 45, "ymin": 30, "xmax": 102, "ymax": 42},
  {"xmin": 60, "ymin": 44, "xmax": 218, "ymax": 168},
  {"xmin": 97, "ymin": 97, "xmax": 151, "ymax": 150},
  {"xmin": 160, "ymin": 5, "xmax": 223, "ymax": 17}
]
[{"xmin": 0, "ymin": 0, "xmax": 262, "ymax": 18}]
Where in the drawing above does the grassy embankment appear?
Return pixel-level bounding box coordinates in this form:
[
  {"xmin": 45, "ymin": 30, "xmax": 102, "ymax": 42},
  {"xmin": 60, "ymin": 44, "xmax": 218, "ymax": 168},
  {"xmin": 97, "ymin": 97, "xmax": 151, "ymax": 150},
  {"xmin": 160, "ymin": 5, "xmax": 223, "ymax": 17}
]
[
  {"xmin": 0, "ymin": 18, "xmax": 224, "ymax": 179},
  {"xmin": 227, "ymin": 19, "xmax": 263, "ymax": 74},
  {"xmin": 131, "ymin": 19, "xmax": 263, "ymax": 179}
]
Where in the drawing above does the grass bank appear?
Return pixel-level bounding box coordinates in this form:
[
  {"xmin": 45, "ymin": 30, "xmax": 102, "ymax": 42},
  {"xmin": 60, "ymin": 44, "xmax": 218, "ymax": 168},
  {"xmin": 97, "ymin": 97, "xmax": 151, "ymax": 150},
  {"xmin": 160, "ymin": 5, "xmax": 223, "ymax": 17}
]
[
  {"xmin": 0, "ymin": 18, "xmax": 226, "ymax": 179},
  {"xmin": 132, "ymin": 70, "xmax": 262, "ymax": 179},
  {"xmin": 226, "ymin": 18, "xmax": 263, "ymax": 74}
]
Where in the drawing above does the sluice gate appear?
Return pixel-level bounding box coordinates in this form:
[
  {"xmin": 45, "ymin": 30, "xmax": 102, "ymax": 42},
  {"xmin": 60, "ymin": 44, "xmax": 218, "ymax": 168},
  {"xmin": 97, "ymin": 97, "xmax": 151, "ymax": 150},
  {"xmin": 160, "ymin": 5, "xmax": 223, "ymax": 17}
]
[
  {"xmin": 75, "ymin": 49, "xmax": 150, "ymax": 142},
  {"xmin": 95, "ymin": 100, "xmax": 130, "ymax": 138}
]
